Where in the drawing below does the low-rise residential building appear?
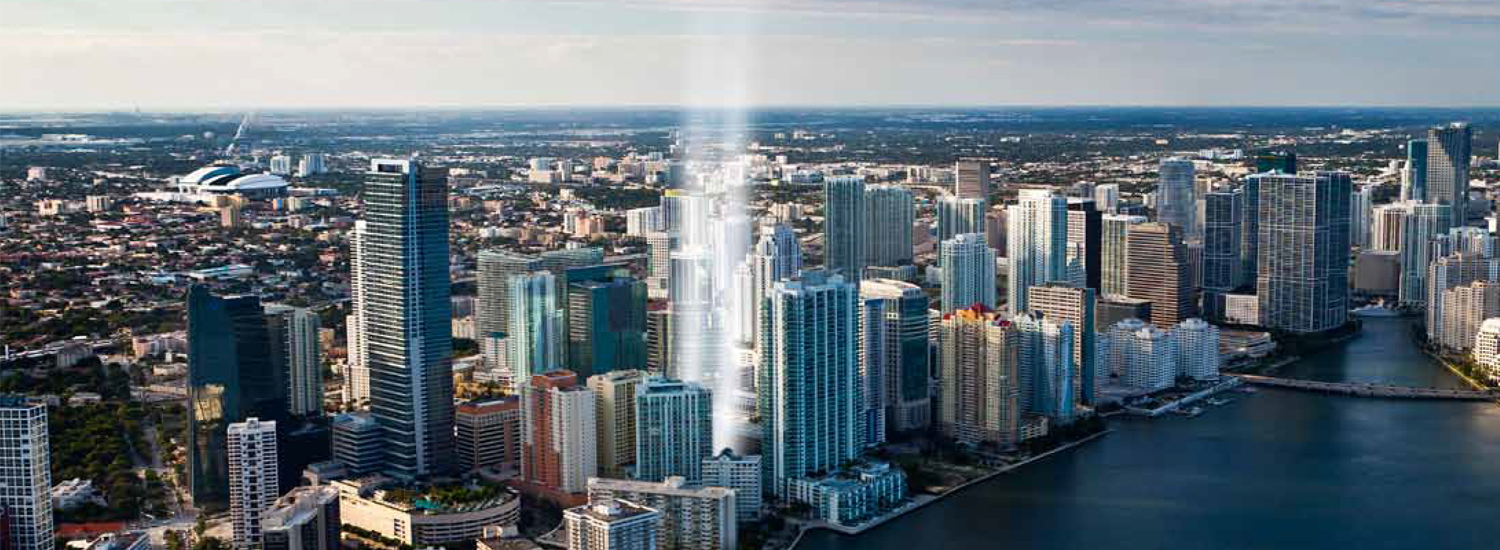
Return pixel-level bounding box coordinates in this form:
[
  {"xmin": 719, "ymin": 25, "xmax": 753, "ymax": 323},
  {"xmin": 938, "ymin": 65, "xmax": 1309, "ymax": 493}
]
[{"xmin": 785, "ymin": 461, "xmax": 907, "ymax": 527}]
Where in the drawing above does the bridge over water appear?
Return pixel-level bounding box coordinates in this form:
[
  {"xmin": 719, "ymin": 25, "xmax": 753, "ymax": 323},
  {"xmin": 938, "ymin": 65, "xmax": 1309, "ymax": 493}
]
[{"xmin": 1236, "ymin": 374, "xmax": 1496, "ymax": 401}]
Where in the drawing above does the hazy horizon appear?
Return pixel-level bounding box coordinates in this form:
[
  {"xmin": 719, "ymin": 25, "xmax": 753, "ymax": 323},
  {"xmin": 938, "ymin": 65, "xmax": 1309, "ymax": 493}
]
[{"xmin": 5, "ymin": 0, "xmax": 1500, "ymax": 110}]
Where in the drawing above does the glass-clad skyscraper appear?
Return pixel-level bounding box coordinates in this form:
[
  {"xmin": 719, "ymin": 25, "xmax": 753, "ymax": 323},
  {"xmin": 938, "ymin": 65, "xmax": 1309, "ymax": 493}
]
[
  {"xmin": 362, "ymin": 158, "xmax": 455, "ymax": 478},
  {"xmin": 823, "ymin": 176, "xmax": 866, "ymax": 282},
  {"xmin": 1426, "ymin": 123, "xmax": 1472, "ymax": 217},
  {"xmin": 1255, "ymin": 171, "xmax": 1353, "ymax": 334},
  {"xmin": 187, "ymin": 285, "xmax": 288, "ymax": 510},
  {"xmin": 759, "ymin": 270, "xmax": 861, "ymax": 496},
  {"xmin": 864, "ymin": 185, "xmax": 915, "ymax": 267},
  {"xmin": 567, "ymin": 274, "xmax": 648, "ymax": 379}
]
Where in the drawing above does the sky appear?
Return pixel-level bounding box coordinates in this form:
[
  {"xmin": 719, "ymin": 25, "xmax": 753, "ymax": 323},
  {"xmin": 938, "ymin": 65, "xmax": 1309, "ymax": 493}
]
[{"xmin": 3, "ymin": 0, "xmax": 1499, "ymax": 109}]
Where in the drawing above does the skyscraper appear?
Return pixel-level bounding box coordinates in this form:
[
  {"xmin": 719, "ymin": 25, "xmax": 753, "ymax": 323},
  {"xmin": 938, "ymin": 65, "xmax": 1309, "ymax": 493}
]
[
  {"xmin": 823, "ymin": 175, "xmax": 865, "ymax": 282},
  {"xmin": 759, "ymin": 270, "xmax": 861, "ymax": 496},
  {"xmin": 1094, "ymin": 184, "xmax": 1120, "ymax": 214},
  {"xmin": 1101, "ymin": 214, "xmax": 1148, "ymax": 296},
  {"xmin": 937, "ymin": 196, "xmax": 987, "ymax": 244},
  {"xmin": 1400, "ymin": 203, "xmax": 1454, "ymax": 307},
  {"xmin": 345, "ymin": 221, "xmax": 370, "ymax": 408},
  {"xmin": 1371, "ymin": 203, "xmax": 1408, "ymax": 252},
  {"xmin": 860, "ymin": 279, "xmax": 933, "ymax": 433},
  {"xmin": 1157, "ymin": 158, "xmax": 1198, "ymax": 239},
  {"xmin": 634, "ymin": 377, "xmax": 713, "ymax": 483},
  {"xmin": 228, "ymin": 418, "xmax": 279, "ymax": 549},
  {"xmin": 1403, "ymin": 139, "xmax": 1429, "ymax": 202},
  {"xmin": 646, "ymin": 231, "xmax": 677, "ymax": 300},
  {"xmin": 588, "ymin": 370, "xmax": 645, "ymax": 478},
  {"xmin": 567, "ymin": 275, "xmax": 648, "ymax": 378},
  {"xmin": 521, "ymin": 371, "xmax": 597, "ymax": 496},
  {"xmin": 455, "ymin": 397, "xmax": 522, "ymax": 475},
  {"xmin": 864, "ymin": 185, "xmax": 915, "ymax": 267},
  {"xmin": 478, "ymin": 248, "xmax": 608, "ymax": 374},
  {"xmin": 1013, "ymin": 312, "xmax": 1076, "ymax": 423},
  {"xmin": 985, "ymin": 208, "xmax": 1008, "ymax": 257},
  {"xmin": 1256, "ymin": 171, "xmax": 1353, "ymax": 334},
  {"xmin": 735, "ymin": 223, "xmax": 801, "ymax": 346},
  {"xmin": 188, "ymin": 285, "xmax": 287, "ymax": 510},
  {"xmin": 1426, "ymin": 123, "xmax": 1472, "ymax": 218},
  {"xmin": 858, "ymin": 297, "xmax": 889, "ymax": 447},
  {"xmin": 1424, "ymin": 253, "xmax": 1500, "ymax": 345},
  {"xmin": 1108, "ymin": 320, "xmax": 1178, "ymax": 393},
  {"xmin": 1007, "ymin": 189, "xmax": 1069, "ymax": 313},
  {"xmin": 1125, "ymin": 223, "xmax": 1196, "ymax": 328},
  {"xmin": 1351, "ymin": 184, "xmax": 1374, "ymax": 250},
  {"xmin": 1066, "ymin": 198, "xmax": 1102, "ymax": 290},
  {"xmin": 1438, "ymin": 281, "xmax": 1500, "ymax": 351},
  {"xmin": 264, "ymin": 305, "xmax": 322, "ymax": 417},
  {"xmin": 1025, "ymin": 284, "xmax": 1097, "ymax": 406},
  {"xmin": 939, "ymin": 233, "xmax": 997, "ymax": 312},
  {"xmin": 1202, "ymin": 189, "xmax": 1243, "ymax": 293},
  {"xmin": 509, "ymin": 271, "xmax": 565, "ymax": 388},
  {"xmin": 362, "ymin": 158, "xmax": 455, "ymax": 479},
  {"xmin": 0, "ymin": 397, "xmax": 51, "ymax": 550},
  {"xmin": 1174, "ymin": 318, "xmax": 1221, "ymax": 381},
  {"xmin": 1253, "ymin": 150, "xmax": 1297, "ymax": 174},
  {"xmin": 954, "ymin": 160, "xmax": 991, "ymax": 200},
  {"xmin": 936, "ymin": 306, "xmax": 1020, "ymax": 447}
]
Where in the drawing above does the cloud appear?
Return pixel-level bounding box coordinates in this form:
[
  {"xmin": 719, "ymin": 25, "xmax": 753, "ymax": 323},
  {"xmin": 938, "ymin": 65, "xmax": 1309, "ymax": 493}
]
[
  {"xmin": 516, "ymin": 0, "xmax": 1500, "ymax": 31},
  {"xmin": 0, "ymin": 1, "xmax": 1497, "ymax": 108}
]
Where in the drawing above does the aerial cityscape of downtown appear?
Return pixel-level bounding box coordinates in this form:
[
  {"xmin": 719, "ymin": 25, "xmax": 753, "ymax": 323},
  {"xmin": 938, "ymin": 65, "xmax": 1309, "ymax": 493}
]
[{"xmin": 4, "ymin": 1, "xmax": 1500, "ymax": 549}]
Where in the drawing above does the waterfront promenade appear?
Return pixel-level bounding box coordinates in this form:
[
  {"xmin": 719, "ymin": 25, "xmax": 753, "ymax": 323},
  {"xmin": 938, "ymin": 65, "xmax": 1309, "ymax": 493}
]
[{"xmin": 1236, "ymin": 374, "xmax": 1495, "ymax": 400}]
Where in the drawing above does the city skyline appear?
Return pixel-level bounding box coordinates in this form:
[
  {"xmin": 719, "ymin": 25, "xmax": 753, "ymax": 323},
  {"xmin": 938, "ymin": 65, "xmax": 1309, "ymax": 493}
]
[{"xmin": 4, "ymin": 0, "xmax": 1500, "ymax": 109}]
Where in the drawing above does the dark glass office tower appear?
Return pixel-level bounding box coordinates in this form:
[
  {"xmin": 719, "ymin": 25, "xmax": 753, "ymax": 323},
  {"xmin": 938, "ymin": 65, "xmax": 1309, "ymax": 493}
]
[
  {"xmin": 186, "ymin": 285, "xmax": 287, "ymax": 512},
  {"xmin": 1427, "ymin": 123, "xmax": 1472, "ymax": 219},
  {"xmin": 362, "ymin": 159, "xmax": 455, "ymax": 479},
  {"xmin": 1404, "ymin": 139, "xmax": 1429, "ymax": 202},
  {"xmin": 566, "ymin": 272, "xmax": 648, "ymax": 379}
]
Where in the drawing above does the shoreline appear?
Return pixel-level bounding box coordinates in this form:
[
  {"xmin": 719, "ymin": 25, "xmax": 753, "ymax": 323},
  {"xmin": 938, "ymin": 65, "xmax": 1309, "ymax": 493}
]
[
  {"xmin": 787, "ymin": 429, "xmax": 1112, "ymax": 548},
  {"xmin": 1423, "ymin": 351, "xmax": 1493, "ymax": 393},
  {"xmin": 1408, "ymin": 329, "xmax": 1495, "ymax": 394}
]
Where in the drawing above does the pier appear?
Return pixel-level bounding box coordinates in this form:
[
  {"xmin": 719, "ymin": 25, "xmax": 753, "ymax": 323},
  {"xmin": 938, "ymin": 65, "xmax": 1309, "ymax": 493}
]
[{"xmin": 1235, "ymin": 374, "xmax": 1496, "ymax": 401}]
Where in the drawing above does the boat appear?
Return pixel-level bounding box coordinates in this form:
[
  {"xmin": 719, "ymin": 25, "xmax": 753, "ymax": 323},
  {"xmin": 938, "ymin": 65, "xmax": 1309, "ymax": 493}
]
[
  {"xmin": 1206, "ymin": 397, "xmax": 1232, "ymax": 406},
  {"xmin": 1352, "ymin": 303, "xmax": 1401, "ymax": 318}
]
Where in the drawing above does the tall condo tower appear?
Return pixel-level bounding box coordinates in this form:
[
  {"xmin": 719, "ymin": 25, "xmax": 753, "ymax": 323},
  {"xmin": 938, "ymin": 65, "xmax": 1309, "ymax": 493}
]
[
  {"xmin": 361, "ymin": 158, "xmax": 455, "ymax": 478},
  {"xmin": 864, "ymin": 185, "xmax": 916, "ymax": 267},
  {"xmin": 759, "ymin": 271, "xmax": 862, "ymax": 496},
  {"xmin": 823, "ymin": 176, "xmax": 866, "ymax": 282},
  {"xmin": 1006, "ymin": 189, "xmax": 1069, "ymax": 313},
  {"xmin": 1255, "ymin": 171, "xmax": 1353, "ymax": 334}
]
